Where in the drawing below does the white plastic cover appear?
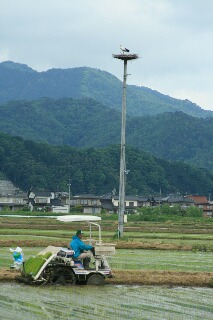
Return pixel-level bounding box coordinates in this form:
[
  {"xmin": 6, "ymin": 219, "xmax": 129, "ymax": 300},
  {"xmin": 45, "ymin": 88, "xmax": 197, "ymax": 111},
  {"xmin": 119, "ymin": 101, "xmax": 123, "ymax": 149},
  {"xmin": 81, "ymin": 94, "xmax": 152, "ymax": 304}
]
[{"xmin": 57, "ymin": 215, "xmax": 101, "ymax": 222}]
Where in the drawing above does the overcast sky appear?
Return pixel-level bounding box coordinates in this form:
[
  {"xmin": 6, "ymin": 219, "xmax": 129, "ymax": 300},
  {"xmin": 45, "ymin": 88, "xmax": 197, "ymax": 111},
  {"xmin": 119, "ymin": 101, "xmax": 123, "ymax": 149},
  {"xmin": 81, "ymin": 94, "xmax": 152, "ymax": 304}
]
[{"xmin": 1, "ymin": 0, "xmax": 213, "ymax": 110}]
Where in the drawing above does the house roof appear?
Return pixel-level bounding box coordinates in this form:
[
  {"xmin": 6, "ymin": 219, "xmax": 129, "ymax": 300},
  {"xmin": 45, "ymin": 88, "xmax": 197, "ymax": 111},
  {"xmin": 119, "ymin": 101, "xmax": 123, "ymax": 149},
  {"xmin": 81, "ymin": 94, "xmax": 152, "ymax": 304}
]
[
  {"xmin": 73, "ymin": 194, "xmax": 100, "ymax": 199},
  {"xmin": 112, "ymin": 195, "xmax": 139, "ymax": 201},
  {"xmin": 162, "ymin": 195, "xmax": 194, "ymax": 203},
  {"xmin": 160, "ymin": 196, "xmax": 170, "ymax": 201},
  {"xmin": 0, "ymin": 192, "xmax": 28, "ymax": 198},
  {"xmin": 138, "ymin": 196, "xmax": 151, "ymax": 201},
  {"xmin": 100, "ymin": 194, "xmax": 112, "ymax": 200},
  {"xmin": 101, "ymin": 199, "xmax": 116, "ymax": 210},
  {"xmin": 152, "ymin": 197, "xmax": 164, "ymax": 202},
  {"xmin": 13, "ymin": 193, "xmax": 28, "ymax": 199},
  {"xmin": 0, "ymin": 179, "xmax": 21, "ymax": 196},
  {"xmin": 57, "ymin": 192, "xmax": 69, "ymax": 197},
  {"xmin": 187, "ymin": 195, "xmax": 208, "ymax": 204},
  {"xmin": 31, "ymin": 191, "xmax": 52, "ymax": 197}
]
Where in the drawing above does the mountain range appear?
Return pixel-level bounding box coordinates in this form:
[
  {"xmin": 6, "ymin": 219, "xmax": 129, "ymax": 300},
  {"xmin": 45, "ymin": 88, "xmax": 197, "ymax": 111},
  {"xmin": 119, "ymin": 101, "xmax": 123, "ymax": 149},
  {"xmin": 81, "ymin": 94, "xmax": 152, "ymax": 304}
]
[
  {"xmin": 0, "ymin": 97, "xmax": 212, "ymax": 170},
  {"xmin": 0, "ymin": 61, "xmax": 213, "ymax": 118},
  {"xmin": 0, "ymin": 60, "xmax": 213, "ymax": 194}
]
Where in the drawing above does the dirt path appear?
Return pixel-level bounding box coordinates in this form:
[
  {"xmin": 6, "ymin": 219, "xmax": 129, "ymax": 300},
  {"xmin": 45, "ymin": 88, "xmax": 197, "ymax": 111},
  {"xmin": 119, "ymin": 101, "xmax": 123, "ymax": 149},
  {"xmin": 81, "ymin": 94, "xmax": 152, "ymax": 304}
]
[
  {"xmin": 108, "ymin": 270, "xmax": 213, "ymax": 287},
  {"xmin": 1, "ymin": 268, "xmax": 212, "ymax": 287},
  {"xmin": 0, "ymin": 239, "xmax": 192, "ymax": 250}
]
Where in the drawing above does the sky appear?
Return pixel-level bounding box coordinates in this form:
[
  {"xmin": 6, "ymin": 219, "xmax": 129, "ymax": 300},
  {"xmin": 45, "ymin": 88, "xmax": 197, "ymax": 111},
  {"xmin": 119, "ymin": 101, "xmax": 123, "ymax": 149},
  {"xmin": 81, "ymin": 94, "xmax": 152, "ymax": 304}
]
[{"xmin": 0, "ymin": 0, "xmax": 213, "ymax": 110}]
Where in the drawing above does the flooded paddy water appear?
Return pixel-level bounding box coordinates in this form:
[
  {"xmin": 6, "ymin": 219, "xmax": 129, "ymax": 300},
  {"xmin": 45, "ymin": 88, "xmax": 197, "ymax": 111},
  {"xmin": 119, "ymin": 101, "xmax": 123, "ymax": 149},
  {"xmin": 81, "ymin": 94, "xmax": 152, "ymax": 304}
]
[
  {"xmin": 1, "ymin": 217, "xmax": 213, "ymax": 318},
  {"xmin": 0, "ymin": 283, "xmax": 212, "ymax": 320}
]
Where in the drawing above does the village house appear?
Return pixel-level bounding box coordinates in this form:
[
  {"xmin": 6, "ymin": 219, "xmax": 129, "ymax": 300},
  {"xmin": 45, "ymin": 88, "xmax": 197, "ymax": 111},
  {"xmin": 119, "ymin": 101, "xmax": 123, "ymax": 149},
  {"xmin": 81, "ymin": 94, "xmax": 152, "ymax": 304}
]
[
  {"xmin": 160, "ymin": 195, "xmax": 194, "ymax": 208},
  {"xmin": 28, "ymin": 190, "xmax": 63, "ymax": 212},
  {"xmin": 0, "ymin": 180, "xmax": 212, "ymax": 217},
  {"xmin": 69, "ymin": 194, "xmax": 102, "ymax": 214},
  {"xmin": 0, "ymin": 192, "xmax": 28, "ymax": 211},
  {"xmin": 186, "ymin": 195, "xmax": 213, "ymax": 218},
  {"xmin": 100, "ymin": 194, "xmax": 152, "ymax": 214},
  {"xmin": 0, "ymin": 180, "xmax": 28, "ymax": 211},
  {"xmin": 0, "ymin": 180, "xmax": 20, "ymax": 195}
]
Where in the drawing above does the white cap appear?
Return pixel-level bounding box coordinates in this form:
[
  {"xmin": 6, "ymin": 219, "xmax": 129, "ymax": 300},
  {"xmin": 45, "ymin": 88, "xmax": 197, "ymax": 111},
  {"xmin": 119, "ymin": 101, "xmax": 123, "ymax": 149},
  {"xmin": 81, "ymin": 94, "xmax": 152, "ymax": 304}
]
[{"xmin": 9, "ymin": 246, "xmax": 22, "ymax": 253}]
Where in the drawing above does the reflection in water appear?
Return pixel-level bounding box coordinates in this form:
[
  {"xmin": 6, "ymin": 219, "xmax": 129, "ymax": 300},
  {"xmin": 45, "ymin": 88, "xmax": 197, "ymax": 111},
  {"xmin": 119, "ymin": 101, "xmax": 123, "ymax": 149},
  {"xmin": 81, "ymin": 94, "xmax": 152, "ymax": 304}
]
[{"xmin": 0, "ymin": 283, "xmax": 212, "ymax": 320}]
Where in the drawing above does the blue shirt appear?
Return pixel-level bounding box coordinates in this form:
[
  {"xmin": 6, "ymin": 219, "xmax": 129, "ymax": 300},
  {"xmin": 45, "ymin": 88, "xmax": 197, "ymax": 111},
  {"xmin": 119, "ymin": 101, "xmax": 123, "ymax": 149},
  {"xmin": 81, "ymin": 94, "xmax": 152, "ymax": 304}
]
[{"xmin": 70, "ymin": 235, "xmax": 93, "ymax": 258}]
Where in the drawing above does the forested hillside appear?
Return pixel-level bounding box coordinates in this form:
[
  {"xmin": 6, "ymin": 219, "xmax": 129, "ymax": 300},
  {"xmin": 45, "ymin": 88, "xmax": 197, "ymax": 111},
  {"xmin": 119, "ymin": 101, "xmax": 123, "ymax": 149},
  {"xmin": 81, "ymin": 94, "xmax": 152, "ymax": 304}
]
[
  {"xmin": 128, "ymin": 112, "xmax": 213, "ymax": 170},
  {"xmin": 0, "ymin": 98, "xmax": 213, "ymax": 170},
  {"xmin": 0, "ymin": 132, "xmax": 212, "ymax": 195},
  {"xmin": 0, "ymin": 61, "xmax": 212, "ymax": 118}
]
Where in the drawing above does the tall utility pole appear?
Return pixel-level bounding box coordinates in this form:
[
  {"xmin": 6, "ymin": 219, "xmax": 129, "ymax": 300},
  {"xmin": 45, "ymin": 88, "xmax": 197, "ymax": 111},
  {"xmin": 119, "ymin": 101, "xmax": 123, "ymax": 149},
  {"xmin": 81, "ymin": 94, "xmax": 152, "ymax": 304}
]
[
  {"xmin": 113, "ymin": 50, "xmax": 138, "ymax": 237},
  {"xmin": 68, "ymin": 179, "xmax": 71, "ymax": 213}
]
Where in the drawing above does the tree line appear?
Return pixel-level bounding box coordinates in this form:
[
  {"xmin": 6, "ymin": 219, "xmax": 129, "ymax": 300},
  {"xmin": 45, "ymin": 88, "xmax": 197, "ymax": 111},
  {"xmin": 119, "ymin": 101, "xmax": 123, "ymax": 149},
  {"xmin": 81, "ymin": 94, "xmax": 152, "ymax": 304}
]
[{"xmin": 0, "ymin": 132, "xmax": 212, "ymax": 196}]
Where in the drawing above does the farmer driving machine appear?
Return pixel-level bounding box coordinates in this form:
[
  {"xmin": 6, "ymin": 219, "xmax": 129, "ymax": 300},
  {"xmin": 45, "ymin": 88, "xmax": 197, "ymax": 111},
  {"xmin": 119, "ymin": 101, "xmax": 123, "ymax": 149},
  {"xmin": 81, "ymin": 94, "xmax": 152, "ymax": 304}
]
[{"xmin": 18, "ymin": 215, "xmax": 115, "ymax": 286}]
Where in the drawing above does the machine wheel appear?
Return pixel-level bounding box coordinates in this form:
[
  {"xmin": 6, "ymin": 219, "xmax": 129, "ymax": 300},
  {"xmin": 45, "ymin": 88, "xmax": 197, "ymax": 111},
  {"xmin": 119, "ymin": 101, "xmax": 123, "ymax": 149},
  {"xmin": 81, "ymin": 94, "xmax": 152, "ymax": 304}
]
[
  {"xmin": 87, "ymin": 273, "xmax": 105, "ymax": 286},
  {"xmin": 43, "ymin": 265, "xmax": 76, "ymax": 285}
]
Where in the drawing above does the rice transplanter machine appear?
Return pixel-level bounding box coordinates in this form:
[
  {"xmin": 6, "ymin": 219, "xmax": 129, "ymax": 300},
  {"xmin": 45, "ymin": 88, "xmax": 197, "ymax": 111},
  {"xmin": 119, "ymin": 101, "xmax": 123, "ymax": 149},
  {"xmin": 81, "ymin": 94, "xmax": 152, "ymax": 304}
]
[{"xmin": 18, "ymin": 215, "xmax": 115, "ymax": 286}]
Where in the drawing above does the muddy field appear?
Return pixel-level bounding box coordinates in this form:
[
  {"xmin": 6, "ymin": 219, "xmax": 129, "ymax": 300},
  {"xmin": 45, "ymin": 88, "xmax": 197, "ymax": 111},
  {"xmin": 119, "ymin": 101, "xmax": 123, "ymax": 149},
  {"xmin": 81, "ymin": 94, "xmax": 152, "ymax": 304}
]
[
  {"xmin": 1, "ymin": 216, "xmax": 213, "ymax": 319},
  {"xmin": 1, "ymin": 268, "xmax": 213, "ymax": 287},
  {"xmin": 0, "ymin": 283, "xmax": 213, "ymax": 320}
]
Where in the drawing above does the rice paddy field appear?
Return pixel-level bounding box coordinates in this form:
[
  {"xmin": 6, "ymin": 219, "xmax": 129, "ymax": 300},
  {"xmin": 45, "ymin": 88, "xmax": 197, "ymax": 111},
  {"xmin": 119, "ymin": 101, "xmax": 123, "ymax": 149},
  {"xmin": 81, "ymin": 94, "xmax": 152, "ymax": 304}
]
[
  {"xmin": 0, "ymin": 214, "xmax": 213, "ymax": 319},
  {"xmin": 0, "ymin": 283, "xmax": 213, "ymax": 320},
  {"xmin": 1, "ymin": 247, "xmax": 213, "ymax": 273}
]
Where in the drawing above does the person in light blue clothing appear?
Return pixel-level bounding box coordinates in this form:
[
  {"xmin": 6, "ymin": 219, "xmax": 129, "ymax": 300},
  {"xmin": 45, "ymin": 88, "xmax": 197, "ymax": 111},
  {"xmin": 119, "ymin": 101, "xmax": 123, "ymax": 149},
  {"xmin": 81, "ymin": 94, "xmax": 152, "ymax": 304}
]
[
  {"xmin": 70, "ymin": 230, "xmax": 94, "ymax": 269},
  {"xmin": 9, "ymin": 246, "xmax": 24, "ymax": 269}
]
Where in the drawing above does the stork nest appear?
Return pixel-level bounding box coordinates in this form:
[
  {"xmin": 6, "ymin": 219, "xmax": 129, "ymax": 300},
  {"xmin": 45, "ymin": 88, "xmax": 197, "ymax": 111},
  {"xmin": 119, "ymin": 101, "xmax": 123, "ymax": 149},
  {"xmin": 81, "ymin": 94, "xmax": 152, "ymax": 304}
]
[{"xmin": 112, "ymin": 53, "xmax": 139, "ymax": 60}]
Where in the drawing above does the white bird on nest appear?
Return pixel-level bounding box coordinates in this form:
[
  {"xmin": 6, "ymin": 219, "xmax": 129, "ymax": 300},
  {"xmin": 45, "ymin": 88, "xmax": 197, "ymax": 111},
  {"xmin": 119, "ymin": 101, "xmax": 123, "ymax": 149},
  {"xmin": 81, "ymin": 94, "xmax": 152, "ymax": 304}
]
[{"xmin": 120, "ymin": 45, "xmax": 130, "ymax": 53}]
